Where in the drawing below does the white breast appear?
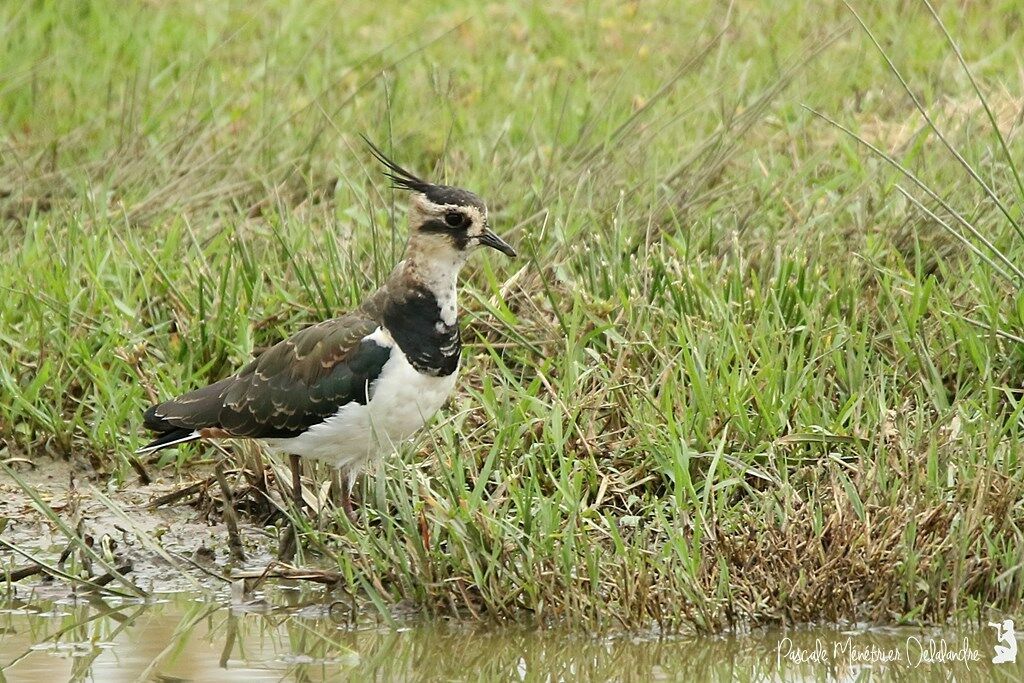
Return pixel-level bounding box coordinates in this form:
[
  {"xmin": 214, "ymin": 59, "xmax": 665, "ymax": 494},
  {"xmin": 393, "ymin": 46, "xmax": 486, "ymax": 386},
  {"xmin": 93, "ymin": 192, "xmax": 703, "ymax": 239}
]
[{"xmin": 264, "ymin": 327, "xmax": 458, "ymax": 472}]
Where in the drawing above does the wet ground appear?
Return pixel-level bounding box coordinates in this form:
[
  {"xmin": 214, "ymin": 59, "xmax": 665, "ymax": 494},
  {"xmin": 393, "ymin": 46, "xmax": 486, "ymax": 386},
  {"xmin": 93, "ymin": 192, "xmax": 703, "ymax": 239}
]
[
  {"xmin": 0, "ymin": 589, "xmax": 1021, "ymax": 681},
  {"xmin": 2, "ymin": 464, "xmax": 1023, "ymax": 681},
  {"xmin": 0, "ymin": 459, "xmax": 298, "ymax": 597}
]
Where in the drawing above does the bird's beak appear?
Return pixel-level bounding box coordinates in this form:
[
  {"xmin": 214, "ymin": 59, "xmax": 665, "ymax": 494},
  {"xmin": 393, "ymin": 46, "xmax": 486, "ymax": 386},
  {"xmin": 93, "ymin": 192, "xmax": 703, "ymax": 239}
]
[{"xmin": 479, "ymin": 228, "xmax": 517, "ymax": 257}]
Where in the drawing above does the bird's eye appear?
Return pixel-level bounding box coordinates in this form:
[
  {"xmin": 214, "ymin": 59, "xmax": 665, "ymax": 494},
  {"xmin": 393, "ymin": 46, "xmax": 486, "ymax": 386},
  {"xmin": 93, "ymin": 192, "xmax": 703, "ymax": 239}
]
[{"xmin": 445, "ymin": 212, "xmax": 467, "ymax": 228}]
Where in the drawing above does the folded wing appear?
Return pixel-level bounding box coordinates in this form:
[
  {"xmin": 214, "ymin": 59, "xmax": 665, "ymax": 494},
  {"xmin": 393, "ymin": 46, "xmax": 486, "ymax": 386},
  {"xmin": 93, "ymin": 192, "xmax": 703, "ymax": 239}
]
[{"xmin": 140, "ymin": 314, "xmax": 391, "ymax": 452}]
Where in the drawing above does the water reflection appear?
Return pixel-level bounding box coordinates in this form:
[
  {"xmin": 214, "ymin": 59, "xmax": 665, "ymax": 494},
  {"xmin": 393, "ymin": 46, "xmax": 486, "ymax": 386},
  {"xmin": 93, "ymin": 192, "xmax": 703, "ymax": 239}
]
[{"xmin": 0, "ymin": 591, "xmax": 1020, "ymax": 681}]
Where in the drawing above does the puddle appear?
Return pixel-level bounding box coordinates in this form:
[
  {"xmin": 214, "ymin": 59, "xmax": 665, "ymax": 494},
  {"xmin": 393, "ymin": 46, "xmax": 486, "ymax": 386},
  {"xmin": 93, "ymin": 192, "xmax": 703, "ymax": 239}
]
[{"xmin": 0, "ymin": 591, "xmax": 1020, "ymax": 681}]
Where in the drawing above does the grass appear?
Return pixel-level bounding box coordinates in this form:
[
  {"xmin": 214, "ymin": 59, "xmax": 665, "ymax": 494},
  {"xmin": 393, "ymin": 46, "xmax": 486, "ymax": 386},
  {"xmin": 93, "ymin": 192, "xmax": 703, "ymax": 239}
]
[{"xmin": 2, "ymin": 0, "xmax": 1024, "ymax": 632}]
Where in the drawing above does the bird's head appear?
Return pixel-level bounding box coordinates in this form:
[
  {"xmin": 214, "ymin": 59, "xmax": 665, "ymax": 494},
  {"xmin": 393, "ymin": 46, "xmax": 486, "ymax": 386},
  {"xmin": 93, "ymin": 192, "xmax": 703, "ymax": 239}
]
[{"xmin": 365, "ymin": 139, "xmax": 516, "ymax": 266}]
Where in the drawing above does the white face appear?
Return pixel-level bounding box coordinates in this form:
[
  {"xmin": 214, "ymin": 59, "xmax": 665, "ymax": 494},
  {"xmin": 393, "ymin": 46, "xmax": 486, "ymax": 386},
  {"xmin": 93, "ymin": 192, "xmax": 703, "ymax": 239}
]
[
  {"xmin": 408, "ymin": 193, "xmax": 489, "ymax": 253},
  {"xmin": 405, "ymin": 189, "xmax": 516, "ymax": 263}
]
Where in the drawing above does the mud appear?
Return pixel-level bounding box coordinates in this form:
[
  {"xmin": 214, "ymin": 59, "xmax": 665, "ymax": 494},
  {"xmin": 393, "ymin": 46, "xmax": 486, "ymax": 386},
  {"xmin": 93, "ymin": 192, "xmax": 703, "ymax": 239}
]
[{"xmin": 1, "ymin": 457, "xmax": 280, "ymax": 598}]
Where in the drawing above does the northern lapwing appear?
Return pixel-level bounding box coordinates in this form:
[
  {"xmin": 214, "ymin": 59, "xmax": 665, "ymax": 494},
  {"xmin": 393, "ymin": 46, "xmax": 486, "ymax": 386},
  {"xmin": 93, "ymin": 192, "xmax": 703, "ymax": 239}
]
[{"xmin": 137, "ymin": 141, "xmax": 516, "ymax": 523}]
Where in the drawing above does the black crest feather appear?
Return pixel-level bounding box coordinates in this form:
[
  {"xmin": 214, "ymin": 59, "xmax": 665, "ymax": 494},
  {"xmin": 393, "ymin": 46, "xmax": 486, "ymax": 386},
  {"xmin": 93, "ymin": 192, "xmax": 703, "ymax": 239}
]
[
  {"xmin": 361, "ymin": 135, "xmax": 486, "ymax": 210},
  {"xmin": 361, "ymin": 135, "xmax": 432, "ymax": 194}
]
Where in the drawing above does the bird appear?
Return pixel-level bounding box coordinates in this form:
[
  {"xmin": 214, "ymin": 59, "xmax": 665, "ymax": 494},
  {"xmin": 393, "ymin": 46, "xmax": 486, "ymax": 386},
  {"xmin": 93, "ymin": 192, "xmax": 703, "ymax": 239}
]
[{"xmin": 137, "ymin": 140, "xmax": 516, "ymax": 522}]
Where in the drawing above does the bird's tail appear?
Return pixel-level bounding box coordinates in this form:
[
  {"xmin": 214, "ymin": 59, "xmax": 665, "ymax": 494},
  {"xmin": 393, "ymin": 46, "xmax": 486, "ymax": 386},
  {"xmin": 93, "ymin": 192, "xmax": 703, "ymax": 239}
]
[
  {"xmin": 138, "ymin": 377, "xmax": 235, "ymax": 454},
  {"xmin": 135, "ymin": 428, "xmax": 201, "ymax": 455}
]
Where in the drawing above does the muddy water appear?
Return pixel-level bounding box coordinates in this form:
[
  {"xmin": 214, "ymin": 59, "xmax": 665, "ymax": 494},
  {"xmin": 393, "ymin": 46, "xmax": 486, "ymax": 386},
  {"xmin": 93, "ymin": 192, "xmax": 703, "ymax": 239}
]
[{"xmin": 0, "ymin": 591, "xmax": 1020, "ymax": 682}]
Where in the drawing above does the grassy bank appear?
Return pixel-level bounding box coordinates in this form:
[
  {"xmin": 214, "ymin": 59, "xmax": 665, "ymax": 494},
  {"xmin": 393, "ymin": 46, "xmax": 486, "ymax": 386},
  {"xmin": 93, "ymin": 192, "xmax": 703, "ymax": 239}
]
[{"xmin": 2, "ymin": 0, "xmax": 1023, "ymax": 631}]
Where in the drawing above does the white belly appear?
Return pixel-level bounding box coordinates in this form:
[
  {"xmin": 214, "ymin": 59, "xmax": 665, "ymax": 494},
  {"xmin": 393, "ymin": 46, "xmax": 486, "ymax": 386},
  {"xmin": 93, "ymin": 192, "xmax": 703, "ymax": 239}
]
[{"xmin": 265, "ymin": 328, "xmax": 458, "ymax": 471}]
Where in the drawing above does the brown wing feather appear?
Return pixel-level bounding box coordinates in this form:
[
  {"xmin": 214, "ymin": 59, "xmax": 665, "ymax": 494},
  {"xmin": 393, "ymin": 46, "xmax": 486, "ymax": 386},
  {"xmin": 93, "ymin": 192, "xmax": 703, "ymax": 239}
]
[{"xmin": 143, "ymin": 312, "xmax": 391, "ymax": 444}]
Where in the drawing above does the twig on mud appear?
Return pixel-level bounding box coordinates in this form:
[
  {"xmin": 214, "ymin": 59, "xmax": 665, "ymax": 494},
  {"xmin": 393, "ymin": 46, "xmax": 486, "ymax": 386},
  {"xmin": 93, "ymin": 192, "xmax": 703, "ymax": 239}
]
[
  {"xmin": 88, "ymin": 562, "xmax": 134, "ymax": 589},
  {"xmin": 144, "ymin": 475, "xmax": 217, "ymax": 509},
  {"xmin": 230, "ymin": 561, "xmax": 344, "ymax": 586},
  {"xmin": 3, "ymin": 562, "xmax": 46, "ymax": 582},
  {"xmin": 229, "ymin": 561, "xmax": 349, "ymax": 605},
  {"xmin": 1, "ymin": 457, "xmax": 34, "ymax": 468},
  {"xmin": 125, "ymin": 453, "xmax": 153, "ymax": 485}
]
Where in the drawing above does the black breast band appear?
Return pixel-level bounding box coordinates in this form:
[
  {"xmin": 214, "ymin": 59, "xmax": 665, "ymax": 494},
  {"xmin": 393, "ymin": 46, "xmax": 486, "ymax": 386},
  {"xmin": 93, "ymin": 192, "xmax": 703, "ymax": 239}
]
[{"xmin": 382, "ymin": 287, "xmax": 460, "ymax": 376}]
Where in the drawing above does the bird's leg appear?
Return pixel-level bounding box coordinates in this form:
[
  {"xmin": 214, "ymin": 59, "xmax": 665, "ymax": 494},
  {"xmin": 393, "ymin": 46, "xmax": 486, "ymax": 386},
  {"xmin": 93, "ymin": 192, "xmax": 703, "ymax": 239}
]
[
  {"xmin": 329, "ymin": 469, "xmax": 343, "ymax": 506},
  {"xmin": 215, "ymin": 460, "xmax": 246, "ymax": 563},
  {"xmin": 279, "ymin": 454, "xmax": 304, "ymax": 562},
  {"xmin": 249, "ymin": 445, "xmax": 270, "ymax": 519},
  {"xmin": 330, "ymin": 469, "xmax": 357, "ymax": 523},
  {"xmin": 289, "ymin": 453, "xmax": 303, "ymax": 510},
  {"xmin": 340, "ymin": 485, "xmax": 356, "ymax": 523}
]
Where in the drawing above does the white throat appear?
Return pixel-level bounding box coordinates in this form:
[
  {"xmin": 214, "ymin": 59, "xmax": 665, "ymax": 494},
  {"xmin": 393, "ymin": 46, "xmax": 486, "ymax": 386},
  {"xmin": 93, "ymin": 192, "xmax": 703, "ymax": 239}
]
[{"xmin": 404, "ymin": 250, "xmax": 464, "ymax": 326}]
